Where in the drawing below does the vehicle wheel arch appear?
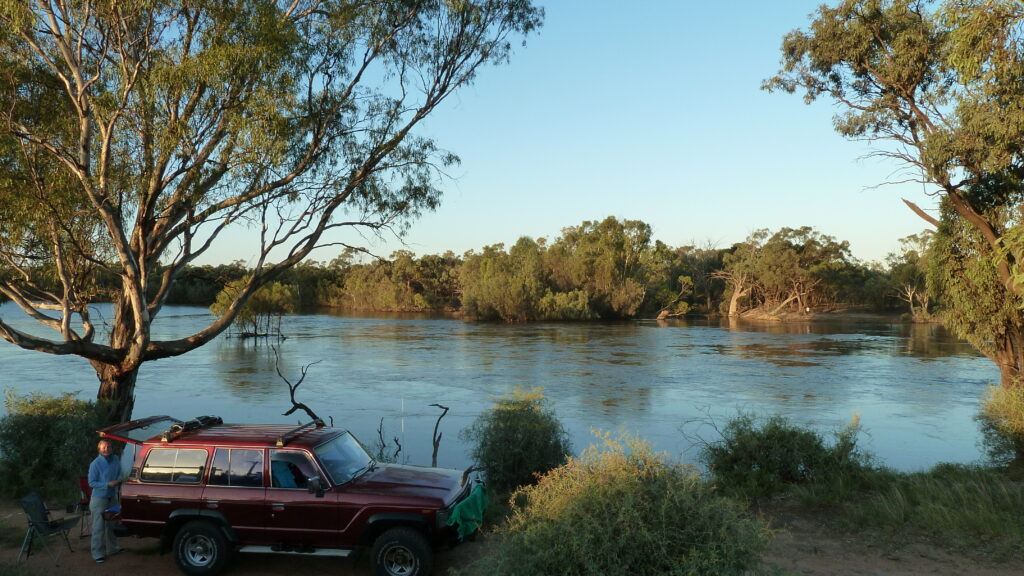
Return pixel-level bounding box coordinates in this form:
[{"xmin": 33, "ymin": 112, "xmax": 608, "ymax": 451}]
[
  {"xmin": 161, "ymin": 510, "xmax": 235, "ymax": 552},
  {"xmin": 362, "ymin": 513, "xmax": 430, "ymax": 546}
]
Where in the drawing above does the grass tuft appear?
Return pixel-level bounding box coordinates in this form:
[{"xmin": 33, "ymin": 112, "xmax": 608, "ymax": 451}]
[{"xmin": 838, "ymin": 464, "xmax": 1024, "ymax": 558}]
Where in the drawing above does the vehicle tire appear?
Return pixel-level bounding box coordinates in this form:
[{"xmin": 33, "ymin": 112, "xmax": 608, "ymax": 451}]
[
  {"xmin": 371, "ymin": 527, "xmax": 433, "ymax": 576},
  {"xmin": 173, "ymin": 521, "xmax": 230, "ymax": 576}
]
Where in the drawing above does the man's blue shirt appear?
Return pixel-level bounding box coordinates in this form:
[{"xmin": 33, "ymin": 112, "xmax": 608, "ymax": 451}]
[{"xmin": 88, "ymin": 453, "xmax": 120, "ymax": 499}]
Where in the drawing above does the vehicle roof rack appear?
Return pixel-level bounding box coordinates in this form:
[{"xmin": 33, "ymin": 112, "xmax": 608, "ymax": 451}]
[
  {"xmin": 277, "ymin": 419, "xmax": 325, "ymax": 447},
  {"xmin": 161, "ymin": 415, "xmax": 223, "ymax": 443}
]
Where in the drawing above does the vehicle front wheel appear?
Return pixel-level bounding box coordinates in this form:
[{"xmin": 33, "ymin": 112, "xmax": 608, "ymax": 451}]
[
  {"xmin": 371, "ymin": 527, "xmax": 433, "ymax": 576},
  {"xmin": 173, "ymin": 521, "xmax": 230, "ymax": 576}
]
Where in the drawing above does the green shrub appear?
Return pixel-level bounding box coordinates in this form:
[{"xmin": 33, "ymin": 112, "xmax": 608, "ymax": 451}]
[
  {"xmin": 460, "ymin": 387, "xmax": 571, "ymax": 494},
  {"xmin": 977, "ymin": 385, "xmax": 1024, "ymax": 472},
  {"xmin": 701, "ymin": 412, "xmax": 871, "ymax": 499},
  {"xmin": 0, "ymin": 390, "xmax": 111, "ymax": 500},
  {"xmin": 473, "ymin": 432, "xmax": 770, "ymax": 576}
]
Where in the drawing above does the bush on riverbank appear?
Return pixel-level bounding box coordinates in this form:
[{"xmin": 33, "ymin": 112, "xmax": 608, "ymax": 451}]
[
  {"xmin": 468, "ymin": 433, "xmax": 770, "ymax": 576},
  {"xmin": 460, "ymin": 388, "xmax": 572, "ymax": 495},
  {"xmin": 703, "ymin": 413, "xmax": 1024, "ymax": 558},
  {"xmin": 701, "ymin": 412, "xmax": 873, "ymax": 500},
  {"xmin": 0, "ymin": 391, "xmax": 110, "ymax": 500},
  {"xmin": 978, "ymin": 384, "xmax": 1024, "ymax": 474}
]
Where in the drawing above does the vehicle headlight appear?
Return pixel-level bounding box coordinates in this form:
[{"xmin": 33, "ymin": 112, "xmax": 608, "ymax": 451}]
[{"xmin": 436, "ymin": 507, "xmax": 451, "ymax": 528}]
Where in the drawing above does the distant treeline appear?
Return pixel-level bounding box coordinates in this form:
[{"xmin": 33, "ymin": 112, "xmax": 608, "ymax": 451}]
[
  {"xmin": 173, "ymin": 217, "xmax": 933, "ymax": 321},
  {"xmin": 36, "ymin": 217, "xmax": 930, "ymax": 322}
]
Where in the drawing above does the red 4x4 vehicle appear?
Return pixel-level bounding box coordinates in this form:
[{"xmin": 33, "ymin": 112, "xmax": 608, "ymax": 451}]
[{"xmin": 100, "ymin": 415, "xmax": 483, "ymax": 576}]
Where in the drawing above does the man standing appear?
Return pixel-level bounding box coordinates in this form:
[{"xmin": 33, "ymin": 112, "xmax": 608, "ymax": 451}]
[{"xmin": 88, "ymin": 439, "xmax": 122, "ymax": 563}]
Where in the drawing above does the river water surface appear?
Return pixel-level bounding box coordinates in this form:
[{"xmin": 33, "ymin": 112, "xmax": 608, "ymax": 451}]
[{"xmin": 0, "ymin": 303, "xmax": 999, "ymax": 472}]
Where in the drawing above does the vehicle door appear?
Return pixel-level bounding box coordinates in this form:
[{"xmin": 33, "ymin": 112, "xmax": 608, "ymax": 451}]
[
  {"xmin": 126, "ymin": 447, "xmax": 209, "ymax": 536},
  {"xmin": 203, "ymin": 448, "xmax": 267, "ymax": 543},
  {"xmin": 266, "ymin": 449, "xmax": 339, "ymax": 547},
  {"xmin": 310, "ymin": 432, "xmax": 376, "ymax": 546}
]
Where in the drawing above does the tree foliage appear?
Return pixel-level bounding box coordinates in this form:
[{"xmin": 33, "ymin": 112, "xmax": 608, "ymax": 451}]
[
  {"xmin": 210, "ymin": 278, "xmax": 298, "ymax": 337},
  {"xmin": 716, "ymin": 226, "xmax": 860, "ymax": 317},
  {"xmin": 928, "ymin": 202, "xmax": 1024, "ymax": 375},
  {"xmin": 143, "ymin": 217, "xmax": 922, "ymax": 321},
  {"xmin": 767, "ymin": 0, "xmax": 1024, "ymax": 387},
  {"xmin": 339, "ymin": 250, "xmax": 460, "ymax": 312},
  {"xmin": 887, "ymin": 232, "xmax": 934, "ymax": 319},
  {"xmin": 0, "ymin": 0, "xmax": 542, "ymax": 421},
  {"xmin": 0, "ymin": 390, "xmax": 111, "ymax": 499},
  {"xmin": 457, "ymin": 217, "xmax": 693, "ymax": 322}
]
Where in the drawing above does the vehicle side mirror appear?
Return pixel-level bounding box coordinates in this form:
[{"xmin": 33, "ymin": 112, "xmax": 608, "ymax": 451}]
[{"xmin": 307, "ymin": 476, "xmax": 325, "ymax": 498}]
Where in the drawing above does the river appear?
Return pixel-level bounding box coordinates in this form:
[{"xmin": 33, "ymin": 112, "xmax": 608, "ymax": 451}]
[{"xmin": 0, "ymin": 302, "xmax": 999, "ymax": 472}]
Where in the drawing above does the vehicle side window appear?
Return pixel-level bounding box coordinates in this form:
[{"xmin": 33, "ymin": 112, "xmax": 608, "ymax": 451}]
[
  {"xmin": 140, "ymin": 448, "xmax": 208, "ymax": 484},
  {"xmin": 209, "ymin": 449, "xmax": 264, "ymax": 488},
  {"xmin": 270, "ymin": 450, "xmax": 315, "ymax": 489}
]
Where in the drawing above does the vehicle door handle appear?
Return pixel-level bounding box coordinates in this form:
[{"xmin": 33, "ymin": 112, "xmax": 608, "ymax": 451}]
[
  {"xmin": 205, "ymin": 501, "xmax": 219, "ymax": 508},
  {"xmin": 271, "ymin": 503, "xmax": 285, "ymax": 511}
]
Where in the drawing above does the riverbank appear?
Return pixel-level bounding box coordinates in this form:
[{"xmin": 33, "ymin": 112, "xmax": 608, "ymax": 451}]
[
  {"xmin": 3, "ymin": 500, "xmax": 1022, "ymax": 575},
  {"xmin": 735, "ymin": 304, "xmax": 916, "ymax": 324}
]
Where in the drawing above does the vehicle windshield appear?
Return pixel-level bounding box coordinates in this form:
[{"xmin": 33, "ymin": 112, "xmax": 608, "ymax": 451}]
[{"xmin": 314, "ymin": 432, "xmax": 374, "ymax": 485}]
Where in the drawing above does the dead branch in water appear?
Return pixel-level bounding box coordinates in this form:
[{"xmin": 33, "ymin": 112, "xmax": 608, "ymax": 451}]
[
  {"xmin": 430, "ymin": 403, "xmax": 449, "ymax": 467},
  {"xmin": 273, "ymin": 345, "xmax": 323, "ymax": 423},
  {"xmin": 376, "ymin": 417, "xmax": 402, "ymax": 462}
]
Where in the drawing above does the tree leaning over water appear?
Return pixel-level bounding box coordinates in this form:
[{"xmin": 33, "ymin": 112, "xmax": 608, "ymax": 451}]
[
  {"xmin": 766, "ymin": 0, "xmax": 1024, "ymax": 389},
  {"xmin": 0, "ymin": 0, "xmax": 542, "ymax": 423}
]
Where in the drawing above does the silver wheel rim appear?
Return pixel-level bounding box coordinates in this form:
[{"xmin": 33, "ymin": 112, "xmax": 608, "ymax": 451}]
[
  {"xmin": 183, "ymin": 533, "xmax": 216, "ymax": 567},
  {"xmin": 382, "ymin": 544, "xmax": 417, "ymax": 576}
]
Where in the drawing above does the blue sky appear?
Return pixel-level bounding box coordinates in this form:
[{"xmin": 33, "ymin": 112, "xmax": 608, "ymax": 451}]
[{"xmin": 206, "ymin": 1, "xmax": 939, "ymax": 265}]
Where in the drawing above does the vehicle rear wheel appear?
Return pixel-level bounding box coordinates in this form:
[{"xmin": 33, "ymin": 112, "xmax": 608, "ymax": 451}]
[
  {"xmin": 371, "ymin": 527, "xmax": 433, "ymax": 576},
  {"xmin": 173, "ymin": 521, "xmax": 230, "ymax": 576}
]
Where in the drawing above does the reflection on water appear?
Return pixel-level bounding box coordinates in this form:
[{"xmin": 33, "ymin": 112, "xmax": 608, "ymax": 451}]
[{"xmin": 0, "ymin": 303, "xmax": 999, "ymax": 472}]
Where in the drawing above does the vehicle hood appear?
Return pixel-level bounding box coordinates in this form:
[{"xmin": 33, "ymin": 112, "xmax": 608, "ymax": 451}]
[{"xmin": 345, "ymin": 463, "xmax": 465, "ymax": 507}]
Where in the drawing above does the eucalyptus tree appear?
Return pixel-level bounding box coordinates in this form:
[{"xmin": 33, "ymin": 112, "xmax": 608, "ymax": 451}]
[
  {"xmin": 715, "ymin": 227, "xmax": 853, "ymax": 317},
  {"xmin": 546, "ymin": 217, "xmax": 653, "ymax": 319},
  {"xmin": 676, "ymin": 242, "xmax": 724, "ymax": 315},
  {"xmin": 887, "ymin": 232, "xmax": 933, "ymax": 319},
  {"xmin": 210, "ymin": 279, "xmax": 298, "ymax": 338},
  {"xmin": 0, "ymin": 0, "xmax": 542, "ymax": 422},
  {"xmin": 459, "ymin": 238, "xmax": 553, "ymax": 322},
  {"xmin": 766, "ymin": 0, "xmax": 1024, "ymax": 387}
]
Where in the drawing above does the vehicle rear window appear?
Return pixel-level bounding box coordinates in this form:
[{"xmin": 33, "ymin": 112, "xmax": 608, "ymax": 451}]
[
  {"xmin": 209, "ymin": 449, "xmax": 264, "ymax": 488},
  {"xmin": 140, "ymin": 448, "xmax": 208, "ymax": 484}
]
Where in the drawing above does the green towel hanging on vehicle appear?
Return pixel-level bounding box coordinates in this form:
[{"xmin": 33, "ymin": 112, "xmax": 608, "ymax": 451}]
[{"xmin": 447, "ymin": 483, "xmax": 488, "ymax": 541}]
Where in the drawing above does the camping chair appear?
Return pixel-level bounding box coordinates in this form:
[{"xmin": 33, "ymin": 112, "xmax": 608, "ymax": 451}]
[
  {"xmin": 76, "ymin": 476, "xmax": 93, "ymax": 538},
  {"xmin": 16, "ymin": 491, "xmax": 80, "ymax": 566}
]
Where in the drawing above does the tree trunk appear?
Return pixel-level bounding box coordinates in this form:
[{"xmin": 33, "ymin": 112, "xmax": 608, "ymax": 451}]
[
  {"xmin": 993, "ymin": 334, "xmax": 1023, "ymax": 390},
  {"xmin": 900, "ymin": 285, "xmax": 917, "ymax": 317},
  {"xmin": 768, "ymin": 294, "xmax": 800, "ymax": 317},
  {"xmin": 93, "ymin": 362, "xmax": 139, "ymax": 425},
  {"xmin": 92, "ymin": 294, "xmax": 144, "ymax": 425},
  {"xmin": 727, "ymin": 286, "xmax": 749, "ymax": 318}
]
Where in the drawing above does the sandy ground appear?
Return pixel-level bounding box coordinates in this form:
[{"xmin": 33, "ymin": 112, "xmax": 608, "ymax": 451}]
[
  {"xmin": 1, "ymin": 503, "xmax": 480, "ymax": 576},
  {"xmin": 4, "ymin": 503, "xmax": 1024, "ymax": 576}
]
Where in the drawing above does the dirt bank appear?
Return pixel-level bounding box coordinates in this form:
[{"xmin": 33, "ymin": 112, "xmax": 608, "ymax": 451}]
[{"xmin": 5, "ymin": 501, "xmax": 1024, "ymax": 576}]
